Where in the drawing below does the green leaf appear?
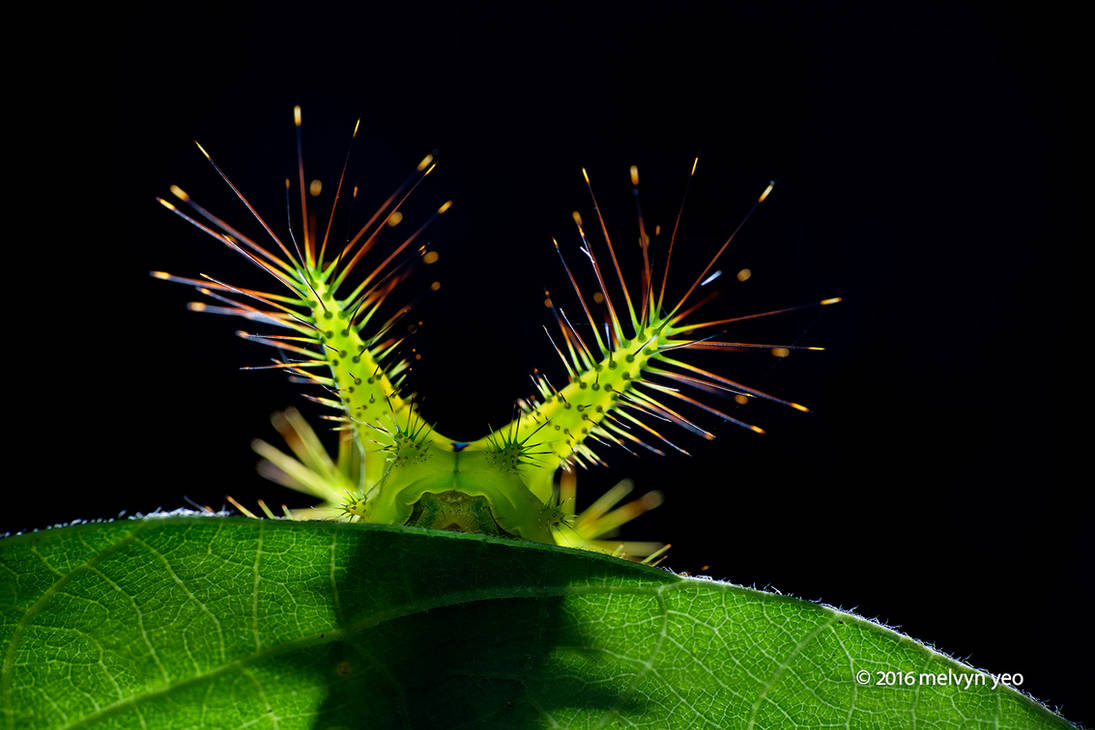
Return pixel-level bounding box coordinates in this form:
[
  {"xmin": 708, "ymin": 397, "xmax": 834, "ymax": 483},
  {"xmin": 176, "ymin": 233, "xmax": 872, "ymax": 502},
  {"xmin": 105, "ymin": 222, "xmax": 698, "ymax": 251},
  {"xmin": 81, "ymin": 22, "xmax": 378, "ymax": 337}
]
[{"xmin": 1, "ymin": 517, "xmax": 1074, "ymax": 729}]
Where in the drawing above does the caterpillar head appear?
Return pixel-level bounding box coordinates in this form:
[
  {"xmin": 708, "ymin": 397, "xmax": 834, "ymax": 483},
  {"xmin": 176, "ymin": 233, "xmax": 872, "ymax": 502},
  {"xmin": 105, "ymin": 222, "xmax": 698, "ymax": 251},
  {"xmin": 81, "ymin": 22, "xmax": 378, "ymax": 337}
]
[{"xmin": 156, "ymin": 107, "xmax": 838, "ymax": 560}]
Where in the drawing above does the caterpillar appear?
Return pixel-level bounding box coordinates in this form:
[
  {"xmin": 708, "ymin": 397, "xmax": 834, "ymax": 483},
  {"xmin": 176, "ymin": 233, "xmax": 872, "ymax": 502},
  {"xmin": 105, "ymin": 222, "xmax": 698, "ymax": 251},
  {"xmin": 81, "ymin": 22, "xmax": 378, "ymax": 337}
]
[{"xmin": 155, "ymin": 107, "xmax": 838, "ymax": 560}]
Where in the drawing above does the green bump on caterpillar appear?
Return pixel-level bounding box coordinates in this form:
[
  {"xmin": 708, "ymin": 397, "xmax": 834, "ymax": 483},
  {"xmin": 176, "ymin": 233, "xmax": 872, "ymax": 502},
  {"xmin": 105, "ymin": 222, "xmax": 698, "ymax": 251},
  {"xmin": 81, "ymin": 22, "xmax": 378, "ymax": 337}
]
[{"xmin": 156, "ymin": 107, "xmax": 839, "ymax": 560}]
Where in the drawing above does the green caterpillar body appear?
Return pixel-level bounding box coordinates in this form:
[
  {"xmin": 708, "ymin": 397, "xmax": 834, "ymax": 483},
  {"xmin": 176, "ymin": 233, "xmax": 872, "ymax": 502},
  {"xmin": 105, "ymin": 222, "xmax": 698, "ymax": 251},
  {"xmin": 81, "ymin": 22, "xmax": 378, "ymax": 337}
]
[{"xmin": 157, "ymin": 108, "xmax": 836, "ymax": 559}]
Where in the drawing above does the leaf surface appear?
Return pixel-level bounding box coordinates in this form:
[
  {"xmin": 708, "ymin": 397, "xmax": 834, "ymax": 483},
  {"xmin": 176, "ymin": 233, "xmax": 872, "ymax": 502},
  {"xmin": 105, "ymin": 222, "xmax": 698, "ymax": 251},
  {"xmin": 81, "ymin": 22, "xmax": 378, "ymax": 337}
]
[{"xmin": 0, "ymin": 517, "xmax": 1073, "ymax": 729}]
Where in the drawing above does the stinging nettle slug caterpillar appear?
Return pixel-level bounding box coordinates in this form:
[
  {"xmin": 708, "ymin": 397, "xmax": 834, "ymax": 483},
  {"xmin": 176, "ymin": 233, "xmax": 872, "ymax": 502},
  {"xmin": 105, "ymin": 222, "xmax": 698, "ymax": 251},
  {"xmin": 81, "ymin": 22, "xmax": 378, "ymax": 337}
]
[{"xmin": 155, "ymin": 107, "xmax": 839, "ymax": 561}]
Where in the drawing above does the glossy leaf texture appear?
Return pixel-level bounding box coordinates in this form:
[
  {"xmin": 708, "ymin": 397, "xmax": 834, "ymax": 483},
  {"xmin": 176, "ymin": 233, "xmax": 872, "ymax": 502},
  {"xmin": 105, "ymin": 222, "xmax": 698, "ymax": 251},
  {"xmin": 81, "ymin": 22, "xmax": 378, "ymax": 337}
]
[{"xmin": 0, "ymin": 517, "xmax": 1075, "ymax": 729}]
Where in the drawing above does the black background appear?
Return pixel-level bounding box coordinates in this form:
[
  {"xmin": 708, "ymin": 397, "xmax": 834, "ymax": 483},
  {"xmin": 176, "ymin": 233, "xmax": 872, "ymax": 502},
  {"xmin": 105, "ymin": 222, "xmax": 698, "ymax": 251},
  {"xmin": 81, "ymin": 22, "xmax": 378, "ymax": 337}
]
[{"xmin": 16, "ymin": 1, "xmax": 1088, "ymax": 725}]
